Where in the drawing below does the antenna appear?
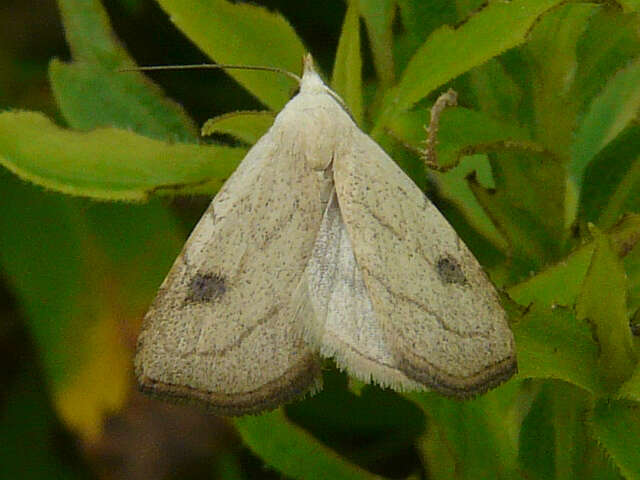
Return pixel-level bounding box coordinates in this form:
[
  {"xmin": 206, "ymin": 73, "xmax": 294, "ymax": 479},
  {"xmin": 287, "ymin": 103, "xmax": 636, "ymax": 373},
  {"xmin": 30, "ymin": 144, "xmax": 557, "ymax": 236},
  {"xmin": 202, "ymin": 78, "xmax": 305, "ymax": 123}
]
[{"xmin": 118, "ymin": 63, "xmax": 301, "ymax": 84}]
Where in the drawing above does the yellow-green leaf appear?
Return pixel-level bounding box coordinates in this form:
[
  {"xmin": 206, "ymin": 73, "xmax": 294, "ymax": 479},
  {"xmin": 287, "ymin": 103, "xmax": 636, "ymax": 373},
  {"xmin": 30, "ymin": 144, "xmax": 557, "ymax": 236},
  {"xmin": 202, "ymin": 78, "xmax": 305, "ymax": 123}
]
[
  {"xmin": 591, "ymin": 399, "xmax": 640, "ymax": 479},
  {"xmin": 572, "ymin": 57, "xmax": 640, "ymax": 190},
  {"xmin": 508, "ymin": 243, "xmax": 595, "ymax": 308},
  {"xmin": 331, "ymin": 1, "xmax": 363, "ymax": 125},
  {"xmin": 52, "ymin": 0, "xmax": 198, "ymax": 141},
  {"xmin": 577, "ymin": 227, "xmax": 636, "ymax": 388},
  {"xmin": 235, "ymin": 409, "xmax": 383, "ymax": 480},
  {"xmin": 513, "ymin": 305, "xmax": 603, "ymax": 394},
  {"xmin": 358, "ymin": 0, "xmax": 395, "ymax": 90},
  {"xmin": 0, "ymin": 111, "xmax": 245, "ymax": 200},
  {"xmin": 619, "ymin": 363, "xmax": 640, "ymax": 402},
  {"xmin": 155, "ymin": 0, "xmax": 306, "ymax": 110},
  {"xmin": 201, "ymin": 111, "xmax": 274, "ymax": 144},
  {"xmin": 373, "ymin": 0, "xmax": 564, "ymax": 134},
  {"xmin": 53, "ymin": 313, "xmax": 130, "ymax": 442}
]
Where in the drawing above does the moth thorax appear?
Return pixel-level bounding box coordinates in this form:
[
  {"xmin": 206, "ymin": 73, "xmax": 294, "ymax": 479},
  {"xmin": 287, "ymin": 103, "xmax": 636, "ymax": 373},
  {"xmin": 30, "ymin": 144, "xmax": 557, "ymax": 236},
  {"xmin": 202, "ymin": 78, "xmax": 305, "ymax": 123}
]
[{"xmin": 301, "ymin": 113, "xmax": 352, "ymax": 171}]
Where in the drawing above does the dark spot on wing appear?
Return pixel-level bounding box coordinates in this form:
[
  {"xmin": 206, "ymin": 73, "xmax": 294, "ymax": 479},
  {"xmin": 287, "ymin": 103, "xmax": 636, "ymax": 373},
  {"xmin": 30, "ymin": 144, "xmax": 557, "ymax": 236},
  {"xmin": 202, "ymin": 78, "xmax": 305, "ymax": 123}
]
[
  {"xmin": 186, "ymin": 272, "xmax": 227, "ymax": 303},
  {"xmin": 436, "ymin": 256, "xmax": 467, "ymax": 285}
]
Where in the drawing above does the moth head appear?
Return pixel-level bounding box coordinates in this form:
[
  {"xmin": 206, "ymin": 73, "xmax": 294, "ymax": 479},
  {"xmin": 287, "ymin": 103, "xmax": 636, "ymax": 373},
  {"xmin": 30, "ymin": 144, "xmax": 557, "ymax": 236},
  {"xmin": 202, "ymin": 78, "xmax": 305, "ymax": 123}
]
[
  {"xmin": 299, "ymin": 54, "xmax": 329, "ymax": 94},
  {"xmin": 299, "ymin": 54, "xmax": 350, "ymax": 115}
]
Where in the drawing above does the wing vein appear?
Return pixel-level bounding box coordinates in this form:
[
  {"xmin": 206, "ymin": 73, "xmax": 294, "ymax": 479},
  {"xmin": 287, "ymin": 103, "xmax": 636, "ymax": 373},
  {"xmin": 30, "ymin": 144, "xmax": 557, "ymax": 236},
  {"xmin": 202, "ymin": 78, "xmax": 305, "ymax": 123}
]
[{"xmin": 360, "ymin": 264, "xmax": 491, "ymax": 339}]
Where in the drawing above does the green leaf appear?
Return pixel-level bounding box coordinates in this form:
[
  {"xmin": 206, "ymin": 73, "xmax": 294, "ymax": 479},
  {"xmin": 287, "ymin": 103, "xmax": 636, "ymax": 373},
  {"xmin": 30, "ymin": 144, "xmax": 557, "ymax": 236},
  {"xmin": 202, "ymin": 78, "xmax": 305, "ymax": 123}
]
[
  {"xmin": 618, "ymin": 0, "xmax": 640, "ymax": 12},
  {"xmin": 512, "ymin": 305, "xmax": 603, "ymax": 394},
  {"xmin": 489, "ymin": 148, "xmax": 566, "ymax": 258},
  {"xmin": 571, "ymin": 57, "xmax": 640, "ymax": 190},
  {"xmin": 410, "ymin": 382, "xmax": 520, "ymax": 480},
  {"xmin": 469, "ymin": 149, "xmax": 566, "ymax": 278},
  {"xmin": 155, "ymin": 0, "xmax": 306, "ymax": 110},
  {"xmin": 468, "ymin": 58, "xmax": 523, "ymax": 124},
  {"xmin": 591, "ymin": 399, "xmax": 640, "ymax": 479},
  {"xmin": 0, "ymin": 111, "xmax": 245, "ymax": 200},
  {"xmin": 234, "ymin": 409, "xmax": 383, "ymax": 480},
  {"xmin": 373, "ymin": 0, "xmax": 564, "ymax": 134},
  {"xmin": 455, "ymin": 0, "xmax": 486, "ymax": 17},
  {"xmin": 201, "ymin": 111, "xmax": 275, "ymax": 144},
  {"xmin": 608, "ymin": 213, "xmax": 640, "ymax": 260},
  {"xmin": 506, "ymin": 214, "xmax": 639, "ymax": 307},
  {"xmin": 619, "ymin": 363, "xmax": 640, "ymax": 403},
  {"xmin": 507, "ymin": 242, "xmax": 595, "ymax": 309},
  {"xmin": 576, "ymin": 227, "xmax": 637, "ymax": 388},
  {"xmin": 610, "ymin": 214, "xmax": 640, "ymax": 314},
  {"xmin": 56, "ymin": 0, "xmax": 130, "ymax": 64},
  {"xmin": 52, "ymin": 0, "xmax": 198, "ymax": 141},
  {"xmin": 50, "ymin": 61, "xmax": 198, "ymax": 142},
  {"xmin": 525, "ymin": 3, "xmax": 597, "ymax": 157},
  {"xmin": 579, "ymin": 125, "xmax": 640, "ymax": 229},
  {"xmin": 417, "ymin": 411, "xmax": 456, "ymax": 478},
  {"xmin": 627, "ymin": 236, "xmax": 640, "ymax": 315},
  {"xmin": 518, "ymin": 383, "xmax": 595, "ymax": 480},
  {"xmin": 519, "ymin": 386, "xmax": 556, "ymax": 479},
  {"xmin": 395, "ymin": 0, "xmax": 457, "ymax": 61},
  {"xmin": 331, "ymin": 1, "xmax": 363, "ymax": 125},
  {"xmin": 572, "ymin": 7, "xmax": 640, "ymax": 116},
  {"xmin": 358, "ymin": 0, "xmax": 395, "ymax": 90}
]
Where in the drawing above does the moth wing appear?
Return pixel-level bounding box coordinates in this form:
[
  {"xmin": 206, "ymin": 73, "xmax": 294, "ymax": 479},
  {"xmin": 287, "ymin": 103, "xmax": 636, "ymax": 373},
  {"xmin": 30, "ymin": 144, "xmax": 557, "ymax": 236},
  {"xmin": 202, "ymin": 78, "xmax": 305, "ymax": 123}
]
[
  {"xmin": 135, "ymin": 118, "xmax": 333, "ymax": 415},
  {"xmin": 301, "ymin": 191, "xmax": 424, "ymax": 391},
  {"xmin": 333, "ymin": 129, "xmax": 516, "ymax": 397}
]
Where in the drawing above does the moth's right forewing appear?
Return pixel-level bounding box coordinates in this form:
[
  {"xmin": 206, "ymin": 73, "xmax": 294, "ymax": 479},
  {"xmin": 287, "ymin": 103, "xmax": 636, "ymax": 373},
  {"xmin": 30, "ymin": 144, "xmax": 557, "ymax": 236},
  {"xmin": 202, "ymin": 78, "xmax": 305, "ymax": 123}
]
[
  {"xmin": 333, "ymin": 129, "xmax": 516, "ymax": 397},
  {"xmin": 135, "ymin": 99, "xmax": 334, "ymax": 415}
]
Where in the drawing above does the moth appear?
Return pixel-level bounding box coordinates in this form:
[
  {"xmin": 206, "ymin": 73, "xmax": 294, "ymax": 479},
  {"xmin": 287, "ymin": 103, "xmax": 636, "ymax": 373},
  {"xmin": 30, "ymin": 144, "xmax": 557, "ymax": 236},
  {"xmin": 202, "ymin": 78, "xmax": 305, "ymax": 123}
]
[{"xmin": 135, "ymin": 55, "xmax": 516, "ymax": 415}]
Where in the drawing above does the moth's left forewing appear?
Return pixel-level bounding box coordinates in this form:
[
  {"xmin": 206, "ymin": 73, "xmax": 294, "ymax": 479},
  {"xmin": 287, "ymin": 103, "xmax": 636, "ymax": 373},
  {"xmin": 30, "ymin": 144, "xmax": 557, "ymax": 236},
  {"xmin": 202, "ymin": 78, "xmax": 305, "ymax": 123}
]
[
  {"xmin": 332, "ymin": 127, "xmax": 517, "ymax": 397},
  {"xmin": 135, "ymin": 85, "xmax": 337, "ymax": 415}
]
